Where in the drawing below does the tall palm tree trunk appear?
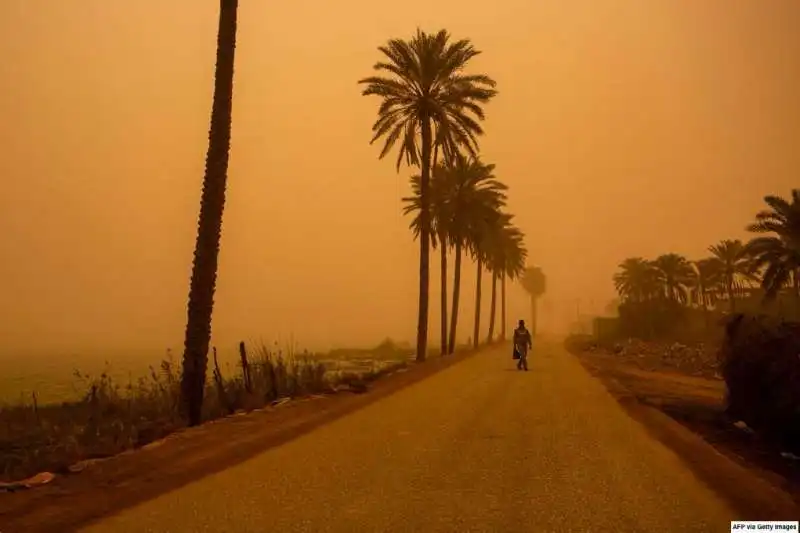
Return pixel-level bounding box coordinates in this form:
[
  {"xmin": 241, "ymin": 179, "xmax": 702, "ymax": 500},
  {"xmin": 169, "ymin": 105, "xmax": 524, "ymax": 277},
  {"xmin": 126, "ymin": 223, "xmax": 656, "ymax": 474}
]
[
  {"xmin": 529, "ymin": 296, "xmax": 538, "ymax": 337},
  {"xmin": 500, "ymin": 274, "xmax": 507, "ymax": 340},
  {"xmin": 700, "ymin": 288, "xmax": 710, "ymax": 329},
  {"xmin": 180, "ymin": 0, "xmax": 239, "ymax": 427},
  {"xmin": 415, "ymin": 114, "xmax": 433, "ymax": 362},
  {"xmin": 448, "ymin": 241, "xmax": 462, "ymax": 354},
  {"xmin": 473, "ymin": 258, "xmax": 482, "ymax": 349},
  {"xmin": 439, "ymin": 232, "xmax": 448, "ymax": 356},
  {"xmin": 727, "ymin": 277, "xmax": 736, "ymax": 313},
  {"xmin": 794, "ymin": 269, "xmax": 800, "ymax": 319},
  {"xmin": 432, "ymin": 143, "xmax": 446, "ymax": 357},
  {"xmin": 487, "ymin": 271, "xmax": 497, "ymax": 343}
]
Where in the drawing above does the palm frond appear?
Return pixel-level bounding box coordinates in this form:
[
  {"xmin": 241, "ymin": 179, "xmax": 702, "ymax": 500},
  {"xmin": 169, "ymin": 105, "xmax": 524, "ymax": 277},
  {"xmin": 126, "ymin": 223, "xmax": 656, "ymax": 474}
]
[{"xmin": 359, "ymin": 29, "xmax": 497, "ymax": 172}]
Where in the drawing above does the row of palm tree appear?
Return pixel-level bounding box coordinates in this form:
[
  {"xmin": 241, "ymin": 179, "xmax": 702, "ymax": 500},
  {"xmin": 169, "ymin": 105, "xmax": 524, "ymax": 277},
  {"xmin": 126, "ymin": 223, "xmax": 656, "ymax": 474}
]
[
  {"xmin": 176, "ymin": 22, "xmax": 528, "ymax": 424},
  {"xmin": 613, "ymin": 190, "xmax": 800, "ymax": 316},
  {"xmin": 402, "ymin": 156, "xmax": 527, "ymax": 356},
  {"xmin": 360, "ymin": 29, "xmax": 532, "ymax": 361}
]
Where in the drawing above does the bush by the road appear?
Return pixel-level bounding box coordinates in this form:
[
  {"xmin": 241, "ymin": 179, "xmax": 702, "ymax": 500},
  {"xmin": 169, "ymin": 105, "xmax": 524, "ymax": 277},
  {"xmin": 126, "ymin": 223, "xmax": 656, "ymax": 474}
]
[
  {"xmin": 719, "ymin": 313, "xmax": 800, "ymax": 454},
  {"xmin": 563, "ymin": 334, "xmax": 597, "ymax": 354}
]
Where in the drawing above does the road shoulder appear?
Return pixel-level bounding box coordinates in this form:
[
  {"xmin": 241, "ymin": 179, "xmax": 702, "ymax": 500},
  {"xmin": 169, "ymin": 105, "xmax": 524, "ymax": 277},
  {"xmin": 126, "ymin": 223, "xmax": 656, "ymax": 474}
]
[{"xmin": 572, "ymin": 349, "xmax": 800, "ymax": 520}]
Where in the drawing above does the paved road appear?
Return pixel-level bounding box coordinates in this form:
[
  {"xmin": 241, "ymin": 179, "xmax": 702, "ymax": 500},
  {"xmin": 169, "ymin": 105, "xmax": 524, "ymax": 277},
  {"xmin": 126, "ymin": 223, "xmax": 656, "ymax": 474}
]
[{"xmin": 82, "ymin": 342, "xmax": 734, "ymax": 532}]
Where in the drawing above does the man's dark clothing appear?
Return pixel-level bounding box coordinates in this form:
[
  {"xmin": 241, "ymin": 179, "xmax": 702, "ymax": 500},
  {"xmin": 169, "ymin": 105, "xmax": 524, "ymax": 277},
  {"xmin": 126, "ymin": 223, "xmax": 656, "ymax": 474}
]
[{"xmin": 513, "ymin": 326, "xmax": 533, "ymax": 371}]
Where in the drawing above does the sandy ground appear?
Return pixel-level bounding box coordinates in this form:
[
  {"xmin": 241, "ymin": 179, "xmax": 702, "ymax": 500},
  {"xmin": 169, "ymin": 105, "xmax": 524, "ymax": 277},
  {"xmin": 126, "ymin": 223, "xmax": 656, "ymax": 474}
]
[{"xmin": 573, "ymin": 349, "xmax": 800, "ymax": 519}]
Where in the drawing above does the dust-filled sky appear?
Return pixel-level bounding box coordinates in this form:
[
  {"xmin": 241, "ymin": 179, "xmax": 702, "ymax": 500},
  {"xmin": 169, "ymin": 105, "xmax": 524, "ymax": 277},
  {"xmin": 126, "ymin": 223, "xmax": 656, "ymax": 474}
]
[{"xmin": 1, "ymin": 1, "xmax": 798, "ymax": 358}]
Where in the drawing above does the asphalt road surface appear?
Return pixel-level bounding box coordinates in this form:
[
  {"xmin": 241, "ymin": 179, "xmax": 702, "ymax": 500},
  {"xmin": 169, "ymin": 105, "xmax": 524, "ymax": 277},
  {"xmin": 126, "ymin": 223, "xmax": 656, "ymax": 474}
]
[{"xmin": 81, "ymin": 342, "xmax": 735, "ymax": 532}]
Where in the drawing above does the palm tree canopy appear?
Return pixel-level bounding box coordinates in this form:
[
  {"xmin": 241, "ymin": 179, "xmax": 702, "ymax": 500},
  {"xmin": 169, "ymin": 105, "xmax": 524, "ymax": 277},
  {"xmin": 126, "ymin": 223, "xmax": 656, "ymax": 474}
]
[
  {"xmin": 470, "ymin": 209, "xmax": 509, "ymax": 263},
  {"xmin": 447, "ymin": 154, "xmax": 507, "ymax": 249},
  {"xmin": 709, "ymin": 239, "xmax": 747, "ymax": 264},
  {"xmin": 521, "ymin": 266, "xmax": 546, "ymax": 298},
  {"xmin": 744, "ymin": 191, "xmax": 800, "ymax": 300},
  {"xmin": 746, "ymin": 189, "xmax": 800, "ymax": 244},
  {"xmin": 484, "ymin": 214, "xmax": 527, "ymax": 277},
  {"xmin": 500, "ymin": 225, "xmax": 527, "ymax": 280},
  {"xmin": 359, "ymin": 29, "xmax": 497, "ymax": 170},
  {"xmin": 708, "ymin": 239, "xmax": 755, "ymax": 292},
  {"xmin": 691, "ymin": 258, "xmax": 722, "ymax": 305},
  {"xmin": 403, "ymin": 154, "xmax": 507, "ymax": 250},
  {"xmin": 613, "ymin": 257, "xmax": 660, "ymax": 302},
  {"xmin": 402, "ymin": 164, "xmax": 450, "ymax": 246},
  {"xmin": 746, "ymin": 236, "xmax": 800, "ymax": 298},
  {"xmin": 651, "ymin": 253, "xmax": 695, "ymax": 303}
]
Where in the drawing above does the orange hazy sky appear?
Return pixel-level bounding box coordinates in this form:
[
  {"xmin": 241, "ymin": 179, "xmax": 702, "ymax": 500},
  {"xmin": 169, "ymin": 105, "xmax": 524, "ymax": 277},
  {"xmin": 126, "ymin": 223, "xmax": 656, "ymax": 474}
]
[{"xmin": 1, "ymin": 1, "xmax": 798, "ymax": 357}]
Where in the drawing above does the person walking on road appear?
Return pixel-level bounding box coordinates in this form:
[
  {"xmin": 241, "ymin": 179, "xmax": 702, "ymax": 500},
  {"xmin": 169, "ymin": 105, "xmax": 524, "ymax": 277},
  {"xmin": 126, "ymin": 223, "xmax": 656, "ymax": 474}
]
[{"xmin": 513, "ymin": 319, "xmax": 533, "ymax": 371}]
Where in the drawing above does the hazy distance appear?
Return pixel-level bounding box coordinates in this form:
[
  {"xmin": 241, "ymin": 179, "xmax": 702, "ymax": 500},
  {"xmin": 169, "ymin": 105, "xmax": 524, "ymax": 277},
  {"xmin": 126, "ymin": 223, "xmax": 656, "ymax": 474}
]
[{"xmin": 1, "ymin": 0, "xmax": 798, "ymax": 358}]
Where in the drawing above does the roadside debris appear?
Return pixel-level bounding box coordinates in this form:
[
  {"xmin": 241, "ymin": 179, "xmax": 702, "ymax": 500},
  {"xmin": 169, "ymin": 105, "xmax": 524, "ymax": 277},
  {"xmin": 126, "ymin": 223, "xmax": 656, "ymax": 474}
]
[
  {"xmin": 583, "ymin": 338, "xmax": 721, "ymax": 379},
  {"xmin": 0, "ymin": 471, "xmax": 55, "ymax": 492}
]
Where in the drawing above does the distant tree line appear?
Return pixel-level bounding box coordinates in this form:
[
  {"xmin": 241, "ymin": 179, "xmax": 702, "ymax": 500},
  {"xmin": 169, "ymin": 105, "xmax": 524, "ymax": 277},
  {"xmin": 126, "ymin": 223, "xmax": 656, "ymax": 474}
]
[{"xmin": 611, "ymin": 190, "xmax": 800, "ymax": 339}]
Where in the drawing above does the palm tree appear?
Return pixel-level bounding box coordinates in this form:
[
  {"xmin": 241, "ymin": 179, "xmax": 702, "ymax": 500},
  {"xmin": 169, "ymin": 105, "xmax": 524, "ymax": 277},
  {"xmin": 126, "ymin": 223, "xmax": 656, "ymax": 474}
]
[
  {"xmin": 613, "ymin": 257, "xmax": 662, "ymax": 338},
  {"xmin": 403, "ymin": 158, "xmax": 507, "ymax": 354},
  {"xmin": 359, "ymin": 29, "xmax": 497, "ymax": 361},
  {"xmin": 441, "ymin": 156, "xmax": 507, "ymax": 353},
  {"xmin": 691, "ymin": 258, "xmax": 720, "ymax": 311},
  {"xmin": 471, "ymin": 240, "xmax": 486, "ymax": 350},
  {"xmin": 434, "ymin": 171, "xmax": 451, "ymax": 357},
  {"xmin": 747, "ymin": 189, "xmax": 800, "ymax": 244},
  {"xmin": 470, "ymin": 211, "xmax": 508, "ymax": 348},
  {"xmin": 485, "ymin": 216, "xmax": 524, "ymax": 343},
  {"xmin": 651, "ymin": 253, "xmax": 694, "ymax": 303},
  {"xmin": 499, "ymin": 227, "xmax": 526, "ymax": 341},
  {"xmin": 745, "ymin": 190, "xmax": 800, "ymax": 309},
  {"xmin": 520, "ymin": 265, "xmax": 546, "ymax": 336},
  {"xmin": 708, "ymin": 239, "xmax": 751, "ymax": 312},
  {"xmin": 613, "ymin": 258, "xmax": 660, "ymax": 303},
  {"xmin": 403, "ymin": 165, "xmax": 451, "ymax": 356},
  {"xmin": 487, "ymin": 264, "xmax": 499, "ymax": 344},
  {"xmin": 179, "ymin": 0, "xmax": 239, "ymax": 427}
]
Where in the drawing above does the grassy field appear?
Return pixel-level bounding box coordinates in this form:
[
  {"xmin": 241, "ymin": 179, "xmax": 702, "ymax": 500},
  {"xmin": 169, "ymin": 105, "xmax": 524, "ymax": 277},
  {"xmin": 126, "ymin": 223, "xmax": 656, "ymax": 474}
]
[
  {"xmin": 0, "ymin": 340, "xmax": 414, "ymax": 406},
  {"xmin": 0, "ymin": 339, "xmax": 414, "ymax": 483}
]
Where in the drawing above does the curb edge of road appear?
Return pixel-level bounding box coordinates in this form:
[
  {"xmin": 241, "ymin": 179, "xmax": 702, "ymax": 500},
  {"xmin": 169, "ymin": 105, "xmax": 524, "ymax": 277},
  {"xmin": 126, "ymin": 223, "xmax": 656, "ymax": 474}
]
[{"xmin": 612, "ymin": 387, "xmax": 800, "ymax": 520}]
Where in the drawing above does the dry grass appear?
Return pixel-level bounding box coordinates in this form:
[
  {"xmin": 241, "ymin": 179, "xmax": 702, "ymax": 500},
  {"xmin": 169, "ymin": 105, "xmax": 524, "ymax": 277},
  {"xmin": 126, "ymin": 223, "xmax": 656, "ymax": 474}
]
[{"xmin": 0, "ymin": 341, "xmax": 410, "ymax": 483}]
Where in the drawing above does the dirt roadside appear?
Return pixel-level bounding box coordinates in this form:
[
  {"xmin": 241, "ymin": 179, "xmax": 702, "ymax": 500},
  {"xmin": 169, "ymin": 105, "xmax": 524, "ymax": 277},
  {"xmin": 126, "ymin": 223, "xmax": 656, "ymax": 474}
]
[
  {"xmin": 573, "ymin": 350, "xmax": 800, "ymax": 521},
  {"xmin": 0, "ymin": 348, "xmax": 483, "ymax": 533}
]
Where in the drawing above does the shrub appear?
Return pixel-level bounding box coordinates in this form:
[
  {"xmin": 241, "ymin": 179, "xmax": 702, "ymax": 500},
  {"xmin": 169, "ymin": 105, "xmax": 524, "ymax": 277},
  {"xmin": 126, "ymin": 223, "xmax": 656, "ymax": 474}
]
[
  {"xmin": 719, "ymin": 313, "xmax": 800, "ymax": 453},
  {"xmin": 563, "ymin": 334, "xmax": 597, "ymax": 353},
  {"xmin": 617, "ymin": 299, "xmax": 689, "ymax": 340}
]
